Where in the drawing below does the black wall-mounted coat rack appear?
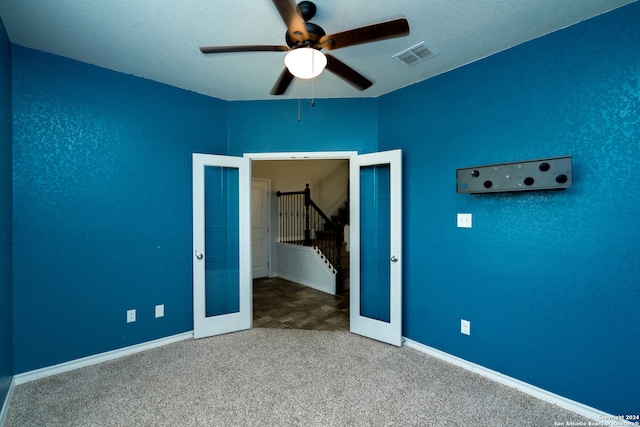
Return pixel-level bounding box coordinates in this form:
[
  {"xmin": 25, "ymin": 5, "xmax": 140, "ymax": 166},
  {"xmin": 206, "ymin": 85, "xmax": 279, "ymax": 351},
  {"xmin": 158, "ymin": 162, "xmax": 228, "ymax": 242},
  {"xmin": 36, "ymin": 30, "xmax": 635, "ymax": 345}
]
[{"xmin": 456, "ymin": 156, "xmax": 572, "ymax": 194}]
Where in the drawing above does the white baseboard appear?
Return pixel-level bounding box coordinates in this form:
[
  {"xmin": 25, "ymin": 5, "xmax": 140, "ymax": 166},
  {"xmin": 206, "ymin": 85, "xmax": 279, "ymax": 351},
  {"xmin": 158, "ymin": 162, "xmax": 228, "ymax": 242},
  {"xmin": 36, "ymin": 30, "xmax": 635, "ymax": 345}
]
[
  {"xmin": 0, "ymin": 377, "xmax": 15, "ymax": 427},
  {"xmin": 278, "ymin": 272, "xmax": 335, "ymax": 295},
  {"xmin": 402, "ymin": 338, "xmax": 632, "ymax": 426},
  {"xmin": 14, "ymin": 331, "xmax": 193, "ymax": 386}
]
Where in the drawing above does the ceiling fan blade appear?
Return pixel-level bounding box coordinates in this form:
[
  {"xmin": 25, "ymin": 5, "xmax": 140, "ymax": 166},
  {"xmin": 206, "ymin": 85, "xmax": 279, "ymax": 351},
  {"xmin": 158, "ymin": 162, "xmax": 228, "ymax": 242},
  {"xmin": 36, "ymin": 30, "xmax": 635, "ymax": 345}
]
[
  {"xmin": 272, "ymin": 0, "xmax": 309, "ymax": 42},
  {"xmin": 200, "ymin": 45, "xmax": 289, "ymax": 54},
  {"xmin": 318, "ymin": 18, "xmax": 410, "ymax": 50},
  {"xmin": 270, "ymin": 68, "xmax": 295, "ymax": 95},
  {"xmin": 324, "ymin": 54, "xmax": 372, "ymax": 91}
]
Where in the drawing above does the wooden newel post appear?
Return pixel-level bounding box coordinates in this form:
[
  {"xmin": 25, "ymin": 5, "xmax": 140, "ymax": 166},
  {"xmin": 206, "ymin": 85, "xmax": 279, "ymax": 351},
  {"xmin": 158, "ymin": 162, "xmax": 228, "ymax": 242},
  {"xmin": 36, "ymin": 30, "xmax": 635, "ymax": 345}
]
[
  {"xmin": 304, "ymin": 184, "xmax": 311, "ymax": 246},
  {"xmin": 335, "ymin": 219, "xmax": 344, "ymax": 294}
]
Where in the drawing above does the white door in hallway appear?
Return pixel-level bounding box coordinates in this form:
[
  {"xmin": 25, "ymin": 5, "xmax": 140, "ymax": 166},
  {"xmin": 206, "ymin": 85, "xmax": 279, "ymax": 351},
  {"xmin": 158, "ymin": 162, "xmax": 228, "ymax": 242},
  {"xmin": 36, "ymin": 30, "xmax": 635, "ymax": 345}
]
[
  {"xmin": 252, "ymin": 179, "xmax": 270, "ymax": 278},
  {"xmin": 192, "ymin": 153, "xmax": 251, "ymax": 339},
  {"xmin": 349, "ymin": 150, "xmax": 403, "ymax": 346}
]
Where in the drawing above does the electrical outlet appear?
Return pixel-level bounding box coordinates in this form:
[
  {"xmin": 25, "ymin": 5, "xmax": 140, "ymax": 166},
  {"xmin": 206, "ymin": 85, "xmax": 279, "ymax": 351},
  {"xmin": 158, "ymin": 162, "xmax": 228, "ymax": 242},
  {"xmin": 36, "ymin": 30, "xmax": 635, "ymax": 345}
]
[
  {"xmin": 457, "ymin": 213, "xmax": 472, "ymax": 228},
  {"xmin": 155, "ymin": 304, "xmax": 164, "ymax": 318},
  {"xmin": 127, "ymin": 309, "xmax": 136, "ymax": 323},
  {"xmin": 461, "ymin": 319, "xmax": 471, "ymax": 335}
]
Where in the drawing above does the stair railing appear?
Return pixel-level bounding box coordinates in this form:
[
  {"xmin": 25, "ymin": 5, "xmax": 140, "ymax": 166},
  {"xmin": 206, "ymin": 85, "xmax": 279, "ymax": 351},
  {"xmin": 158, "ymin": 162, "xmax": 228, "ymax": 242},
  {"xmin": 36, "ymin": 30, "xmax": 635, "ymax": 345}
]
[{"xmin": 277, "ymin": 184, "xmax": 345, "ymax": 293}]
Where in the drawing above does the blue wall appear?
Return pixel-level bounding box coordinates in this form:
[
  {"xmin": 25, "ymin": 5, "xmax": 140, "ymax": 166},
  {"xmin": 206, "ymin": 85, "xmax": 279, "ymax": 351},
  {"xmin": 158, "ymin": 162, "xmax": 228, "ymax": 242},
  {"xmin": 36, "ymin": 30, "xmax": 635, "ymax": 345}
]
[
  {"xmin": 228, "ymin": 98, "xmax": 378, "ymax": 155},
  {"xmin": 7, "ymin": 0, "xmax": 639, "ymax": 417},
  {"xmin": 379, "ymin": 3, "xmax": 639, "ymax": 415},
  {"xmin": 0, "ymin": 17, "xmax": 13, "ymax": 410},
  {"xmin": 12, "ymin": 46, "xmax": 228, "ymax": 372}
]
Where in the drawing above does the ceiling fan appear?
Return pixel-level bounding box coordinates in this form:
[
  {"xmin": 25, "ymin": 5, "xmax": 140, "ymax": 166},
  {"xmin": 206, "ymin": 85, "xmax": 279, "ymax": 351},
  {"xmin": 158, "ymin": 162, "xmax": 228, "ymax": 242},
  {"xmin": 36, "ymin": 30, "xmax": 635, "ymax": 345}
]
[{"xmin": 199, "ymin": 0, "xmax": 410, "ymax": 95}]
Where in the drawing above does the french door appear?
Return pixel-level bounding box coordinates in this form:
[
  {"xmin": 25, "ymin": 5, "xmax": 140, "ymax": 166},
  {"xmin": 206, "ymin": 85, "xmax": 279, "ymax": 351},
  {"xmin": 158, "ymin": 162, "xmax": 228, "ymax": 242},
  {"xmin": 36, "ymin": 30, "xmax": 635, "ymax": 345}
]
[
  {"xmin": 193, "ymin": 150, "xmax": 402, "ymax": 347},
  {"xmin": 349, "ymin": 150, "xmax": 403, "ymax": 346},
  {"xmin": 192, "ymin": 154, "xmax": 251, "ymax": 339}
]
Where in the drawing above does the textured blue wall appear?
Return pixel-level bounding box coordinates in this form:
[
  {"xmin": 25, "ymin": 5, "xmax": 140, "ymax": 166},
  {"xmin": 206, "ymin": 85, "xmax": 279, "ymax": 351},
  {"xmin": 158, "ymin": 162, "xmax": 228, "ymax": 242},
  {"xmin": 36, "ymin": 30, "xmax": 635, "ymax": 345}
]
[
  {"xmin": 8, "ymin": 2, "xmax": 639, "ymax": 417},
  {"xmin": 12, "ymin": 46, "xmax": 228, "ymax": 373},
  {"xmin": 0, "ymin": 17, "xmax": 13, "ymax": 410},
  {"xmin": 228, "ymin": 98, "xmax": 378, "ymax": 155},
  {"xmin": 379, "ymin": 3, "xmax": 640, "ymax": 415}
]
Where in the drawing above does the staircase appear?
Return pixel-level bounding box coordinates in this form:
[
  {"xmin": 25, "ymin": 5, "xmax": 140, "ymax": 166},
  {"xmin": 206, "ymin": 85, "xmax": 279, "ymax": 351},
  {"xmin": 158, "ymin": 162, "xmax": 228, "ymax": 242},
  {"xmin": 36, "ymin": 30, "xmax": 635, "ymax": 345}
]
[
  {"xmin": 277, "ymin": 185, "xmax": 350, "ymax": 294},
  {"xmin": 315, "ymin": 200, "xmax": 350, "ymax": 293}
]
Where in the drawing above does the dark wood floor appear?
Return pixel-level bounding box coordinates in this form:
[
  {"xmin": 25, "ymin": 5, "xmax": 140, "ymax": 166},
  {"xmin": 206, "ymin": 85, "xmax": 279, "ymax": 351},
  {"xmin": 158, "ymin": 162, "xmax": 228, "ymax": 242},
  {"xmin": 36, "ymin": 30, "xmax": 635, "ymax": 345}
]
[{"xmin": 253, "ymin": 277, "xmax": 350, "ymax": 331}]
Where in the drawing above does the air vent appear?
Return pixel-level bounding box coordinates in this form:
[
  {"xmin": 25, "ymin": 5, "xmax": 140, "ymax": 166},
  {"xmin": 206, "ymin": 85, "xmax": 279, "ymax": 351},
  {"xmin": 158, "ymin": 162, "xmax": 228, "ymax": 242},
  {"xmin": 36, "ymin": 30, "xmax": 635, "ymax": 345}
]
[{"xmin": 393, "ymin": 42, "xmax": 438, "ymax": 66}]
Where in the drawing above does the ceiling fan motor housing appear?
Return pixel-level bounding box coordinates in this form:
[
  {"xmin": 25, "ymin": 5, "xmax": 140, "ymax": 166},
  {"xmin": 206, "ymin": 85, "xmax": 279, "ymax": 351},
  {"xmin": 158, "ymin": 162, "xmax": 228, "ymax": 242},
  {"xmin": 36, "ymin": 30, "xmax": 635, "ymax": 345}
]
[{"xmin": 286, "ymin": 21, "xmax": 326, "ymax": 47}]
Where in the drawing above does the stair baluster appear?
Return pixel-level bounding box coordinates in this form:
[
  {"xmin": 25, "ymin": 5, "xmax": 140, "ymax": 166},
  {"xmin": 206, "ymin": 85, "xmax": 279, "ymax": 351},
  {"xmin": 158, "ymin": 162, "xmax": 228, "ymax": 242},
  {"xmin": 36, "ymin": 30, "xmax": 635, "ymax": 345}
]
[{"xmin": 277, "ymin": 184, "xmax": 348, "ymax": 294}]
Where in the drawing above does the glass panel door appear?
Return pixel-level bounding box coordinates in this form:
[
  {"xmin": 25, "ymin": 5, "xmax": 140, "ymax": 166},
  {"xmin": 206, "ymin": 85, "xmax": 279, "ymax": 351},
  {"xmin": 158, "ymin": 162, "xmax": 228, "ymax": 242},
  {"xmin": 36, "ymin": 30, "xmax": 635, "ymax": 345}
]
[
  {"xmin": 360, "ymin": 164, "xmax": 391, "ymax": 323},
  {"xmin": 193, "ymin": 154, "xmax": 251, "ymax": 339},
  {"xmin": 349, "ymin": 150, "xmax": 402, "ymax": 346}
]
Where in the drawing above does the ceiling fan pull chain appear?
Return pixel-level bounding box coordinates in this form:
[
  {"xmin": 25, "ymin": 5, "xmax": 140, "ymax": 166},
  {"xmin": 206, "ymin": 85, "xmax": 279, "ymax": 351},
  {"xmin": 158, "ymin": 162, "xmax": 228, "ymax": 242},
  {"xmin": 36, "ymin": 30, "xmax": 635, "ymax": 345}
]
[
  {"xmin": 297, "ymin": 83, "xmax": 301, "ymax": 121},
  {"xmin": 311, "ymin": 56, "xmax": 315, "ymax": 106},
  {"xmin": 311, "ymin": 50, "xmax": 316, "ymax": 107}
]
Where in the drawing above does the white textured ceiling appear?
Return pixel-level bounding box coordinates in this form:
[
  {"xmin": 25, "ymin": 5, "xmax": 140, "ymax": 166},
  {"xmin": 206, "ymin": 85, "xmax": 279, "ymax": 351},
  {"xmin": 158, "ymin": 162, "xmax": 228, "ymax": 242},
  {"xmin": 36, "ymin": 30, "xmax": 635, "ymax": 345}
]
[{"xmin": 0, "ymin": 0, "xmax": 635, "ymax": 101}]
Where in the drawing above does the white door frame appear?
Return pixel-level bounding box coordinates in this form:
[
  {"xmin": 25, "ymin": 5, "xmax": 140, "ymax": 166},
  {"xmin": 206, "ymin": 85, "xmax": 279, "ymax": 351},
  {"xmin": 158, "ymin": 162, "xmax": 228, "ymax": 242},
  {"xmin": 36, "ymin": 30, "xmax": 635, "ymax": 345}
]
[
  {"xmin": 245, "ymin": 152, "xmax": 357, "ymax": 284},
  {"xmin": 245, "ymin": 151, "xmax": 402, "ymax": 347},
  {"xmin": 245, "ymin": 152, "xmax": 358, "ymax": 161}
]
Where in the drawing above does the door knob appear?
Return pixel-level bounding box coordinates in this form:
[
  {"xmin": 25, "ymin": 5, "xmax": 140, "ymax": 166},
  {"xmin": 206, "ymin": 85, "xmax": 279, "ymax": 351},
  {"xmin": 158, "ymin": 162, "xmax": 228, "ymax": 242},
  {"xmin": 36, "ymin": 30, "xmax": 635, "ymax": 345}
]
[
  {"xmin": 195, "ymin": 250, "xmax": 204, "ymax": 260},
  {"xmin": 390, "ymin": 255, "xmax": 398, "ymax": 262}
]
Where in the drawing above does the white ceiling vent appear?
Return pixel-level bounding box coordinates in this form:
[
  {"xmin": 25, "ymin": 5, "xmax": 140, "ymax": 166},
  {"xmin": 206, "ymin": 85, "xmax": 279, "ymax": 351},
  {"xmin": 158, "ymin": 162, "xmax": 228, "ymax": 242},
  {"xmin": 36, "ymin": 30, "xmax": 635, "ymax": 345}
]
[{"xmin": 393, "ymin": 42, "xmax": 438, "ymax": 66}]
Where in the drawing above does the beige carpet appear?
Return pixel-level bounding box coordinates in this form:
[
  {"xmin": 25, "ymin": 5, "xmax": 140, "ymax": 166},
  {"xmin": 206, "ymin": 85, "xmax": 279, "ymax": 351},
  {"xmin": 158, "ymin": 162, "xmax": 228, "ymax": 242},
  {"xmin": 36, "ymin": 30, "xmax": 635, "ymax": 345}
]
[{"xmin": 6, "ymin": 329, "xmax": 590, "ymax": 426}]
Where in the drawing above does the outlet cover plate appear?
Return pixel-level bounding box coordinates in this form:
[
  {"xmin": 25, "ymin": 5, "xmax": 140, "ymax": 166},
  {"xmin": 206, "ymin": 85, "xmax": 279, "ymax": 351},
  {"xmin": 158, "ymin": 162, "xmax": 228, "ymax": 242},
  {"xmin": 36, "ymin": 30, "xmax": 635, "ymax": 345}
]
[
  {"xmin": 461, "ymin": 319, "xmax": 471, "ymax": 335},
  {"xmin": 127, "ymin": 309, "xmax": 136, "ymax": 323},
  {"xmin": 457, "ymin": 213, "xmax": 472, "ymax": 228},
  {"xmin": 155, "ymin": 304, "xmax": 164, "ymax": 318}
]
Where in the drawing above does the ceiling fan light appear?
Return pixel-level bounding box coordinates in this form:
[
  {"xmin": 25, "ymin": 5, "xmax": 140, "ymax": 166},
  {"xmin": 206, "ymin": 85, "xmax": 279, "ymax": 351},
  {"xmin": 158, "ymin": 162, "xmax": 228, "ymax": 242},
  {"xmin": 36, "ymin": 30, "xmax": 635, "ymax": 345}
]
[{"xmin": 284, "ymin": 48, "xmax": 327, "ymax": 79}]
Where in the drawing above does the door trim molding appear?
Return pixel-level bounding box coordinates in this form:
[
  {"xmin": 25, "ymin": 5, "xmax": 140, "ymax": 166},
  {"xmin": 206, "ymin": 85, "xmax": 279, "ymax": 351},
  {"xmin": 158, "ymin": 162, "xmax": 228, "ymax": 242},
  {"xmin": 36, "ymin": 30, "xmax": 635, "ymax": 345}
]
[{"xmin": 244, "ymin": 151, "xmax": 358, "ymax": 160}]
